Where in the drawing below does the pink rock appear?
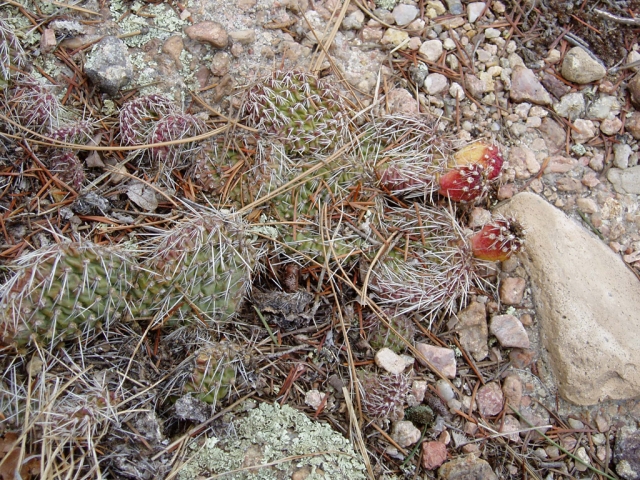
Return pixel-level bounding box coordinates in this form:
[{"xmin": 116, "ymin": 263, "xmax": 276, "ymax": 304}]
[
  {"xmin": 502, "ymin": 374, "xmax": 523, "ymax": 409},
  {"xmin": 509, "ymin": 348, "xmax": 536, "ymax": 368},
  {"xmin": 477, "ymin": 382, "xmax": 504, "ymax": 417},
  {"xmin": 416, "ymin": 343, "xmax": 456, "ymax": 378},
  {"xmin": 422, "ymin": 441, "xmax": 447, "ymax": 470},
  {"xmin": 490, "ymin": 314, "xmax": 530, "ymax": 348},
  {"xmin": 545, "ymin": 155, "xmax": 578, "ymax": 173},
  {"xmin": 385, "ymin": 88, "xmax": 419, "ymax": 115},
  {"xmin": 557, "ymin": 177, "xmax": 583, "ymax": 192},
  {"xmin": 454, "ymin": 301, "xmax": 488, "ymax": 362},
  {"xmin": 500, "ymin": 415, "xmax": 521, "ymax": 442},
  {"xmin": 600, "ymin": 117, "xmax": 622, "ymax": 136},
  {"xmin": 510, "ymin": 66, "xmax": 553, "ymax": 106},
  {"xmin": 499, "ymin": 277, "xmax": 526, "ymax": 305}
]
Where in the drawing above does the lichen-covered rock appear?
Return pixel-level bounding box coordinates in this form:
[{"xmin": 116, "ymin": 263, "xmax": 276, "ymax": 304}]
[
  {"xmin": 178, "ymin": 402, "xmax": 367, "ymax": 479},
  {"xmin": 84, "ymin": 36, "xmax": 133, "ymax": 96}
]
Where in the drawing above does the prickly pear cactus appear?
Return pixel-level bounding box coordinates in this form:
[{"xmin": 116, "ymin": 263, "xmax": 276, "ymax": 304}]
[
  {"xmin": 242, "ymin": 70, "xmax": 350, "ymax": 157},
  {"xmin": 365, "ymin": 310, "xmax": 416, "ymax": 354},
  {"xmin": 0, "ymin": 243, "xmax": 138, "ymax": 349},
  {"xmin": 183, "ymin": 340, "xmax": 240, "ymax": 404}
]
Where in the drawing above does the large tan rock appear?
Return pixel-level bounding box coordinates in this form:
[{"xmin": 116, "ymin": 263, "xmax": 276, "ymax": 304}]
[{"xmin": 497, "ymin": 192, "xmax": 640, "ymax": 405}]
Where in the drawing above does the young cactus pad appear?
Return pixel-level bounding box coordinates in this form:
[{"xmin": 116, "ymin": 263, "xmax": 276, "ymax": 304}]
[
  {"xmin": 0, "ymin": 243, "xmax": 137, "ymax": 349},
  {"xmin": 241, "ymin": 70, "xmax": 350, "ymax": 157},
  {"xmin": 183, "ymin": 341, "xmax": 240, "ymax": 404}
]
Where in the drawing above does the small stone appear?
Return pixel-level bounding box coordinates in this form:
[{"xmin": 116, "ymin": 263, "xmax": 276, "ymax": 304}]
[
  {"xmin": 392, "ymin": 4, "xmax": 419, "ymax": 25},
  {"xmin": 391, "ymin": 421, "xmax": 422, "ymax": 447},
  {"xmin": 557, "ymin": 177, "xmax": 583, "ymax": 192},
  {"xmin": 595, "ymin": 414, "xmax": 610, "ymax": 433},
  {"xmin": 500, "ymin": 415, "xmax": 521, "ymax": 442},
  {"xmin": 467, "ymin": 2, "xmax": 486, "ymax": 23},
  {"xmin": 476, "ymin": 382, "xmax": 504, "ymax": 417},
  {"xmin": 375, "ymin": 347, "xmax": 409, "ymax": 374},
  {"xmin": 545, "ymin": 48, "xmax": 561, "ymax": 64},
  {"xmin": 608, "ymin": 166, "xmax": 640, "ymax": 194},
  {"xmin": 509, "ymin": 348, "xmax": 536, "ymax": 368},
  {"xmin": 412, "ymin": 380, "xmax": 427, "ymax": 403},
  {"xmin": 304, "ymin": 389, "xmax": 326, "ymax": 409},
  {"xmin": 554, "ymin": 92, "xmax": 585, "ymax": 120},
  {"xmin": 465, "ymin": 74, "xmax": 485, "ymax": 97},
  {"xmin": 84, "ymin": 36, "xmax": 133, "ymax": 96},
  {"xmin": 613, "ymin": 143, "xmax": 632, "ymax": 169},
  {"xmin": 588, "ymin": 95, "xmax": 620, "ymax": 120},
  {"xmin": 576, "ymin": 197, "xmax": 598, "ymax": 214},
  {"xmin": 468, "ymin": 207, "xmax": 492, "ymax": 228},
  {"xmin": 438, "ymin": 454, "xmax": 498, "ymax": 480},
  {"xmin": 229, "ymin": 29, "xmax": 256, "ymax": 45},
  {"xmin": 436, "ymin": 378, "xmax": 455, "ymax": 402},
  {"xmin": 416, "ymin": 343, "xmax": 456, "ymax": 378},
  {"xmin": 449, "ymin": 82, "xmax": 465, "ymax": 100},
  {"xmin": 427, "ymin": 0, "xmax": 447, "ymax": 14},
  {"xmin": 419, "ymin": 39, "xmax": 443, "ymax": 62},
  {"xmin": 502, "ymin": 375, "xmax": 523, "ymax": 409},
  {"xmin": 381, "ymin": 28, "xmax": 410, "ymax": 48},
  {"xmin": 561, "ymin": 47, "xmax": 607, "ymax": 84},
  {"xmin": 454, "ymin": 301, "xmax": 488, "ymax": 362},
  {"xmin": 342, "ymin": 10, "xmax": 365, "ymax": 30},
  {"xmin": 185, "ymin": 21, "xmax": 229, "ymax": 48},
  {"xmin": 490, "ymin": 314, "xmax": 530, "ymax": 348},
  {"xmin": 422, "ymin": 441, "xmax": 448, "ymax": 470},
  {"xmin": 40, "ymin": 28, "xmax": 57, "ymax": 53},
  {"xmin": 499, "ymin": 277, "xmax": 526, "ymax": 305},
  {"xmin": 210, "ymin": 51, "xmax": 230, "ymax": 77},
  {"xmin": 589, "ymin": 154, "xmax": 605, "ymax": 172},
  {"xmin": 509, "ymin": 145, "xmax": 540, "ymax": 179},
  {"xmin": 571, "ymin": 119, "xmax": 596, "ymax": 144},
  {"xmin": 424, "ymin": 73, "xmax": 449, "ymax": 95},
  {"xmin": 362, "ymin": 26, "xmax": 384, "ymax": 42},
  {"xmin": 575, "ymin": 446, "xmax": 590, "ymax": 472},
  {"xmin": 626, "ymin": 111, "xmax": 640, "ymax": 139},
  {"xmin": 600, "ymin": 117, "xmax": 622, "ymax": 136},
  {"xmin": 444, "ymin": 0, "xmax": 463, "ymax": 14},
  {"xmin": 510, "ymin": 66, "xmax": 553, "ymax": 106},
  {"xmin": 545, "ymin": 155, "xmax": 578, "ymax": 173},
  {"xmin": 484, "ymin": 28, "xmax": 500, "ymax": 39},
  {"xmin": 541, "ymin": 73, "xmax": 572, "ymax": 99},
  {"xmin": 443, "ymin": 38, "xmax": 456, "ymax": 50},
  {"xmin": 162, "ymin": 35, "xmax": 184, "ymax": 69},
  {"xmin": 385, "ymin": 88, "xmax": 419, "ymax": 114},
  {"xmin": 497, "ymin": 183, "xmax": 516, "ymax": 200}
]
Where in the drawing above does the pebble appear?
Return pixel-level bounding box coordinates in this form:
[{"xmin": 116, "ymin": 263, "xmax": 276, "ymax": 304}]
[
  {"xmin": 509, "ymin": 348, "xmax": 536, "ymax": 368},
  {"xmin": 416, "ymin": 343, "xmax": 457, "ymax": 378},
  {"xmin": 588, "ymin": 95, "xmax": 620, "ymax": 120},
  {"xmin": 467, "ymin": 2, "xmax": 485, "ymax": 23},
  {"xmin": 557, "ymin": 177, "xmax": 583, "ymax": 192},
  {"xmin": 385, "ymin": 88, "xmax": 419, "ymax": 114},
  {"xmin": 391, "ymin": 421, "xmax": 422, "ymax": 447},
  {"xmin": 613, "ymin": 143, "xmax": 632, "ymax": 169},
  {"xmin": 304, "ymin": 389, "xmax": 326, "ymax": 409},
  {"xmin": 342, "ymin": 10, "xmax": 365, "ymax": 30},
  {"xmin": 630, "ymin": 75, "xmax": 640, "ymax": 107},
  {"xmin": 229, "ymin": 29, "xmax": 256, "ymax": 45},
  {"xmin": 500, "ymin": 415, "xmax": 521, "ymax": 442},
  {"xmin": 185, "ymin": 21, "xmax": 229, "ymax": 48},
  {"xmin": 84, "ymin": 36, "xmax": 133, "ymax": 96},
  {"xmin": 576, "ymin": 197, "xmax": 598, "ymax": 214},
  {"xmin": 465, "ymin": 74, "xmax": 485, "ymax": 97},
  {"xmin": 502, "ymin": 375, "xmax": 523, "ymax": 408},
  {"xmin": 210, "ymin": 51, "xmax": 230, "ymax": 77},
  {"xmin": 162, "ymin": 35, "xmax": 184, "ymax": 70},
  {"xmin": 554, "ymin": 92, "xmax": 585, "ymax": 120},
  {"xmin": 615, "ymin": 426, "xmax": 640, "ymax": 480},
  {"xmin": 509, "ymin": 66, "xmax": 552, "ymax": 106},
  {"xmin": 509, "ymin": 145, "xmax": 540, "ymax": 179},
  {"xmin": 571, "ymin": 119, "xmax": 596, "ymax": 144},
  {"xmin": 499, "ymin": 277, "xmax": 526, "ymax": 305},
  {"xmin": 545, "ymin": 155, "xmax": 578, "ymax": 174},
  {"xmin": 436, "ymin": 378, "xmax": 455, "ymax": 402},
  {"xmin": 449, "ymin": 82, "xmax": 465, "ymax": 100},
  {"xmin": 424, "ymin": 73, "xmax": 449, "ymax": 95},
  {"xmin": 607, "ymin": 166, "xmax": 640, "ymax": 194},
  {"xmin": 468, "ymin": 207, "xmax": 492, "ymax": 228},
  {"xmin": 626, "ymin": 112, "xmax": 640, "ymax": 139},
  {"xmin": 412, "ymin": 380, "xmax": 427, "ymax": 403},
  {"xmin": 438, "ymin": 453, "xmax": 498, "ymax": 480},
  {"xmin": 444, "ymin": 0, "xmax": 463, "ymax": 14},
  {"xmin": 40, "ymin": 28, "xmax": 56, "ymax": 53},
  {"xmin": 561, "ymin": 47, "xmax": 607, "ymax": 84},
  {"xmin": 443, "ymin": 38, "xmax": 456, "ymax": 50},
  {"xmin": 574, "ymin": 446, "xmax": 590, "ymax": 472},
  {"xmin": 454, "ymin": 301, "xmax": 488, "ymax": 361},
  {"xmin": 375, "ymin": 347, "xmax": 409, "ymax": 374},
  {"xmin": 392, "ymin": 4, "xmax": 419, "ymax": 26},
  {"xmin": 601, "ymin": 117, "xmax": 623, "ymax": 135},
  {"xmin": 422, "ymin": 441, "xmax": 448, "ymax": 470},
  {"xmin": 589, "ymin": 154, "xmax": 605, "ymax": 171},
  {"xmin": 381, "ymin": 28, "xmax": 410, "ymax": 48},
  {"xmin": 490, "ymin": 314, "xmax": 530, "ymax": 348},
  {"xmin": 476, "ymin": 382, "xmax": 504, "ymax": 416},
  {"xmin": 362, "ymin": 26, "xmax": 384, "ymax": 42},
  {"xmin": 484, "ymin": 28, "xmax": 500, "ymax": 39},
  {"xmin": 419, "ymin": 39, "xmax": 443, "ymax": 62}
]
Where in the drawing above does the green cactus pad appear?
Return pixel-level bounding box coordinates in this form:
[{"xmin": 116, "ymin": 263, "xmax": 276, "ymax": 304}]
[{"xmin": 183, "ymin": 341, "xmax": 240, "ymax": 404}]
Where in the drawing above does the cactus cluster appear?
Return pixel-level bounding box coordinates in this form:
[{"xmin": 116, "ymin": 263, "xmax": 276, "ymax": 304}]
[
  {"xmin": 0, "ymin": 18, "xmax": 26, "ymax": 86},
  {"xmin": 183, "ymin": 340, "xmax": 240, "ymax": 404},
  {"xmin": 358, "ymin": 371, "xmax": 410, "ymax": 421}
]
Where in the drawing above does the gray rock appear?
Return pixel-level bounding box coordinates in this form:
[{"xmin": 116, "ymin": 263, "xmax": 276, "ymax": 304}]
[
  {"xmin": 588, "ymin": 95, "xmax": 621, "ymax": 120},
  {"xmin": 614, "ymin": 426, "xmax": 640, "ymax": 480},
  {"xmin": 438, "ymin": 454, "xmax": 498, "ymax": 480},
  {"xmin": 342, "ymin": 10, "xmax": 365, "ymax": 30},
  {"xmin": 84, "ymin": 36, "xmax": 133, "ymax": 96},
  {"xmin": 419, "ymin": 39, "xmax": 443, "ymax": 62},
  {"xmin": 467, "ymin": 2, "xmax": 485, "ymax": 23},
  {"xmin": 424, "ymin": 73, "xmax": 448, "ymax": 95},
  {"xmin": 416, "ymin": 343, "xmax": 456, "ymax": 378},
  {"xmin": 554, "ymin": 92, "xmax": 585, "ymax": 120},
  {"xmin": 476, "ymin": 382, "xmax": 504, "ymax": 416},
  {"xmin": 444, "ymin": 0, "xmax": 463, "ymax": 14},
  {"xmin": 561, "ymin": 47, "xmax": 607, "ymax": 84},
  {"xmin": 454, "ymin": 301, "xmax": 488, "ymax": 361},
  {"xmin": 392, "ymin": 4, "xmax": 419, "ymax": 25},
  {"xmin": 613, "ymin": 143, "xmax": 632, "ymax": 169},
  {"xmin": 496, "ymin": 193, "xmax": 640, "ymax": 405},
  {"xmin": 509, "ymin": 66, "xmax": 553, "ymax": 106},
  {"xmin": 490, "ymin": 314, "xmax": 530, "ymax": 348},
  {"xmin": 607, "ymin": 166, "xmax": 640, "ymax": 194}
]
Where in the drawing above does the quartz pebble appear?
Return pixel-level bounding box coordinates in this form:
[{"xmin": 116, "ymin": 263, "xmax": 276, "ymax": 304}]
[
  {"xmin": 419, "ymin": 39, "xmax": 443, "ymax": 62},
  {"xmin": 467, "ymin": 2, "xmax": 485, "ymax": 23},
  {"xmin": 392, "ymin": 4, "xmax": 419, "ymax": 26},
  {"xmin": 375, "ymin": 347, "xmax": 409, "ymax": 374},
  {"xmin": 424, "ymin": 73, "xmax": 449, "ymax": 95},
  {"xmin": 454, "ymin": 301, "xmax": 488, "ymax": 361}
]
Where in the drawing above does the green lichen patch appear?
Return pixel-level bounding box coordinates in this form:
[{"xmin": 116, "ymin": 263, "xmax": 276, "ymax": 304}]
[{"xmin": 178, "ymin": 402, "xmax": 367, "ymax": 479}]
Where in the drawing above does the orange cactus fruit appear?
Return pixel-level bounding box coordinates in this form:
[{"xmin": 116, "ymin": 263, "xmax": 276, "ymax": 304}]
[
  {"xmin": 438, "ymin": 163, "xmax": 485, "ymax": 202},
  {"xmin": 453, "ymin": 141, "xmax": 504, "ymax": 180},
  {"xmin": 470, "ymin": 218, "xmax": 524, "ymax": 262}
]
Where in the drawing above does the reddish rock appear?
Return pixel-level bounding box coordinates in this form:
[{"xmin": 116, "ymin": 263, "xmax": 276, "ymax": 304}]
[
  {"xmin": 454, "ymin": 301, "xmax": 488, "ymax": 362},
  {"xmin": 509, "ymin": 348, "xmax": 536, "ymax": 368},
  {"xmin": 499, "ymin": 277, "xmax": 526, "ymax": 305},
  {"xmin": 502, "ymin": 374, "xmax": 523, "ymax": 409},
  {"xmin": 625, "ymin": 112, "xmax": 640, "ymax": 140},
  {"xmin": 510, "ymin": 66, "xmax": 553, "ymax": 106},
  {"xmin": 416, "ymin": 343, "xmax": 456, "ymax": 378},
  {"xmin": 490, "ymin": 314, "xmax": 530, "ymax": 348},
  {"xmin": 476, "ymin": 382, "xmax": 504, "ymax": 417},
  {"xmin": 422, "ymin": 441, "xmax": 447, "ymax": 470},
  {"xmin": 185, "ymin": 21, "xmax": 228, "ymax": 48}
]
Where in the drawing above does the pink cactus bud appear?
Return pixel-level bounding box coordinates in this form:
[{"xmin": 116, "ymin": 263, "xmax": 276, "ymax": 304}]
[
  {"xmin": 470, "ymin": 217, "xmax": 524, "ymax": 262},
  {"xmin": 453, "ymin": 141, "xmax": 504, "ymax": 180},
  {"xmin": 438, "ymin": 163, "xmax": 485, "ymax": 202}
]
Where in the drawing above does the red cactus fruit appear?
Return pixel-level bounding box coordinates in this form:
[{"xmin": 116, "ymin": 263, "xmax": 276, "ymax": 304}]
[
  {"xmin": 470, "ymin": 217, "xmax": 524, "ymax": 262},
  {"xmin": 453, "ymin": 141, "xmax": 504, "ymax": 180},
  {"xmin": 438, "ymin": 163, "xmax": 485, "ymax": 202}
]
